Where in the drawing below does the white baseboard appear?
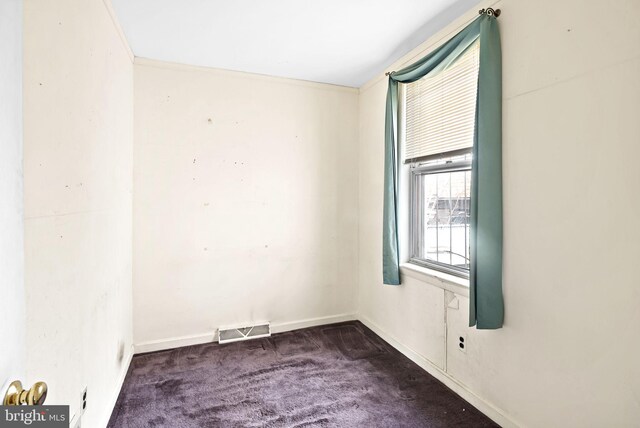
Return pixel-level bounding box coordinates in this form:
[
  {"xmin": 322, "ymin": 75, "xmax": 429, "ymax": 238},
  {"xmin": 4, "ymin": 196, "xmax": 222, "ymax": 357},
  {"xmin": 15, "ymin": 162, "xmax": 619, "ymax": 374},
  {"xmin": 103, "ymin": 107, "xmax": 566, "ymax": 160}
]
[
  {"xmin": 134, "ymin": 332, "xmax": 216, "ymax": 354},
  {"xmin": 100, "ymin": 346, "xmax": 134, "ymax": 428},
  {"xmin": 133, "ymin": 313, "xmax": 357, "ymax": 354},
  {"xmin": 358, "ymin": 314, "xmax": 519, "ymax": 428},
  {"xmin": 271, "ymin": 313, "xmax": 357, "ymax": 334}
]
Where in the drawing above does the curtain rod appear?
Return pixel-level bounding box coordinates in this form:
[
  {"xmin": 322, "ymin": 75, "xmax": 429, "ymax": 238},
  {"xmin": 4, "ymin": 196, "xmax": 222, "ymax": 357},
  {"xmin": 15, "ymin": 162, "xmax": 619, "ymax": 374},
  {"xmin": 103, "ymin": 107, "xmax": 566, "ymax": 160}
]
[
  {"xmin": 385, "ymin": 8, "xmax": 501, "ymax": 76},
  {"xmin": 479, "ymin": 7, "xmax": 501, "ymax": 17}
]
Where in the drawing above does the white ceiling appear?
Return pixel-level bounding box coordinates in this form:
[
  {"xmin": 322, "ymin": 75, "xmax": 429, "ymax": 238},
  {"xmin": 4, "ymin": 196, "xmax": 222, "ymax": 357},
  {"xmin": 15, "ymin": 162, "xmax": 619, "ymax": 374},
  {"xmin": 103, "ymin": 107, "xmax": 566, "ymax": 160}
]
[{"xmin": 111, "ymin": 0, "xmax": 481, "ymax": 88}]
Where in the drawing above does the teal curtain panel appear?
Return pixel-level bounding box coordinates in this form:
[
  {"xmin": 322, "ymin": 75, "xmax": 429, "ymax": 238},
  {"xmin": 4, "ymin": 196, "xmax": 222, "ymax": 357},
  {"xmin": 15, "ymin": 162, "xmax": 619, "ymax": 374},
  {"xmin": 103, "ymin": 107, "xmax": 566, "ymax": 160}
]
[{"xmin": 382, "ymin": 13, "xmax": 503, "ymax": 329}]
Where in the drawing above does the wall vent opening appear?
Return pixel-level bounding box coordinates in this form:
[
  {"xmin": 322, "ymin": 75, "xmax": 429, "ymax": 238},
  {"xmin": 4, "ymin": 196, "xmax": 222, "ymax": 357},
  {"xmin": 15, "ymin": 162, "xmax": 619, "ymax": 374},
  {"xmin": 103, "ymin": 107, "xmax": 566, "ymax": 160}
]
[{"xmin": 218, "ymin": 322, "xmax": 271, "ymax": 344}]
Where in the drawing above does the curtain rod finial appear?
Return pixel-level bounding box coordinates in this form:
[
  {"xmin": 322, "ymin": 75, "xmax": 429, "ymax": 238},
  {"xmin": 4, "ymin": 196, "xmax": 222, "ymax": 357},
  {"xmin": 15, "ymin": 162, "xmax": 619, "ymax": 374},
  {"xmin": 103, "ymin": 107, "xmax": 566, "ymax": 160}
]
[
  {"xmin": 385, "ymin": 71, "xmax": 394, "ymax": 76},
  {"xmin": 479, "ymin": 8, "xmax": 501, "ymax": 17}
]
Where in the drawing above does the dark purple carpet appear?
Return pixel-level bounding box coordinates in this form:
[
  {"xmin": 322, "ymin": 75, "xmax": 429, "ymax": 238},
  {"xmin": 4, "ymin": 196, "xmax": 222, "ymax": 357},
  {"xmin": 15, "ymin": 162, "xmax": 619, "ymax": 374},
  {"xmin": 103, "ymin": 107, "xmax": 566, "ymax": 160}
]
[{"xmin": 108, "ymin": 322, "xmax": 498, "ymax": 427}]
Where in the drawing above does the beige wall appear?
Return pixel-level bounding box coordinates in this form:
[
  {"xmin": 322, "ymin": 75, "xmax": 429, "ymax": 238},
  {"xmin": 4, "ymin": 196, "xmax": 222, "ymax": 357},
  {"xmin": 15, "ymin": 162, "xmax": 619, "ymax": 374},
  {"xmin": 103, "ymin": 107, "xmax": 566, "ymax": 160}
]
[
  {"xmin": 133, "ymin": 60, "xmax": 359, "ymax": 348},
  {"xmin": 23, "ymin": 0, "xmax": 133, "ymax": 426},
  {"xmin": 0, "ymin": 0, "xmax": 25, "ymax": 393},
  {"xmin": 357, "ymin": 1, "xmax": 640, "ymax": 427}
]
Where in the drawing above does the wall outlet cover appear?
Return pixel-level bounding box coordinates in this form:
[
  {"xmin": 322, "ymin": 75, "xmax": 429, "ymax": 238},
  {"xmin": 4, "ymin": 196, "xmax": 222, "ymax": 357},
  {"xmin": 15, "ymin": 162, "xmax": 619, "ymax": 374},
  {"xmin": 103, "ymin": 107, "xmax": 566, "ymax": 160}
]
[
  {"xmin": 458, "ymin": 334, "xmax": 467, "ymax": 354},
  {"xmin": 81, "ymin": 386, "xmax": 88, "ymax": 415}
]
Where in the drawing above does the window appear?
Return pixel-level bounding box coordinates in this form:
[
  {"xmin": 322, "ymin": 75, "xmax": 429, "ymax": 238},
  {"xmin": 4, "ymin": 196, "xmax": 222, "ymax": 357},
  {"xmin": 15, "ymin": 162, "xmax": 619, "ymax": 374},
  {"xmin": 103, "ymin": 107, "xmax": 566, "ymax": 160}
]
[
  {"xmin": 409, "ymin": 154, "xmax": 472, "ymax": 276},
  {"xmin": 403, "ymin": 41, "xmax": 479, "ymax": 278}
]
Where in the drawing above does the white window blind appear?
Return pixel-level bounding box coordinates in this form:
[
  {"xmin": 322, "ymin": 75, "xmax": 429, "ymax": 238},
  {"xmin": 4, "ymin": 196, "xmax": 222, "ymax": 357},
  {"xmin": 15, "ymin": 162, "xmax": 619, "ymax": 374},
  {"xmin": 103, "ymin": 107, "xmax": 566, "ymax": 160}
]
[{"xmin": 404, "ymin": 41, "xmax": 480, "ymax": 163}]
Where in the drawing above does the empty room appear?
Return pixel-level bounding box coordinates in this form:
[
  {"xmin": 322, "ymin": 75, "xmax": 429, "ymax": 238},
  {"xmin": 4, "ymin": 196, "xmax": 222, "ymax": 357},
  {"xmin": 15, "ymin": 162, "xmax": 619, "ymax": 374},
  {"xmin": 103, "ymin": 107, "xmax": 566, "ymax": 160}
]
[{"xmin": 1, "ymin": 0, "xmax": 639, "ymax": 427}]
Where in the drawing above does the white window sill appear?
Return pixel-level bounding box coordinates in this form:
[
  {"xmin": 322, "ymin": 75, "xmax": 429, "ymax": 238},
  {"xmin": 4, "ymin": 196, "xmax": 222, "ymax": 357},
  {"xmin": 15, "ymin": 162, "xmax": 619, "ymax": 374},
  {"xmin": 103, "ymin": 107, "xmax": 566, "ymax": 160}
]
[{"xmin": 400, "ymin": 263, "xmax": 470, "ymax": 297}]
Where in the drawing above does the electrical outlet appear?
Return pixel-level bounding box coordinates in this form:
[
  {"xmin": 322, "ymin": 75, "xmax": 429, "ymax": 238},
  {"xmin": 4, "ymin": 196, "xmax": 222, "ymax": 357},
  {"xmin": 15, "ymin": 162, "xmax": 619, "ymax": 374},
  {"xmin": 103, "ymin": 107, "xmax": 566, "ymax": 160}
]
[
  {"xmin": 458, "ymin": 334, "xmax": 467, "ymax": 353},
  {"xmin": 81, "ymin": 387, "xmax": 87, "ymax": 415}
]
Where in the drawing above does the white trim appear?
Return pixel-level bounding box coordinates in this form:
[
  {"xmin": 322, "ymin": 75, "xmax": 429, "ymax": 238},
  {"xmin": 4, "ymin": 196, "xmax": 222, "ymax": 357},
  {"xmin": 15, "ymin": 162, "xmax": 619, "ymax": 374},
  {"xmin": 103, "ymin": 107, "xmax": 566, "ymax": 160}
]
[
  {"xmin": 270, "ymin": 313, "xmax": 357, "ymax": 334},
  {"xmin": 400, "ymin": 263, "xmax": 470, "ymax": 297},
  {"xmin": 358, "ymin": 314, "xmax": 520, "ymax": 428},
  {"xmin": 133, "ymin": 313, "xmax": 357, "ymax": 354},
  {"xmin": 100, "ymin": 346, "xmax": 134, "ymax": 428},
  {"xmin": 134, "ymin": 332, "xmax": 216, "ymax": 355},
  {"xmin": 134, "ymin": 57, "xmax": 359, "ymax": 93},
  {"xmin": 101, "ymin": 0, "xmax": 134, "ymax": 62}
]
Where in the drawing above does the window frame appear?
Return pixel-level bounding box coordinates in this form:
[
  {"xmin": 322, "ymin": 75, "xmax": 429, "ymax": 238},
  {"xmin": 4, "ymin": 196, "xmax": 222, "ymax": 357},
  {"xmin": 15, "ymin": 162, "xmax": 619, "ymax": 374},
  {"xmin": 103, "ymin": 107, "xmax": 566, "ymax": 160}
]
[
  {"xmin": 408, "ymin": 156, "xmax": 472, "ymax": 279},
  {"xmin": 401, "ymin": 42, "xmax": 479, "ymax": 280}
]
